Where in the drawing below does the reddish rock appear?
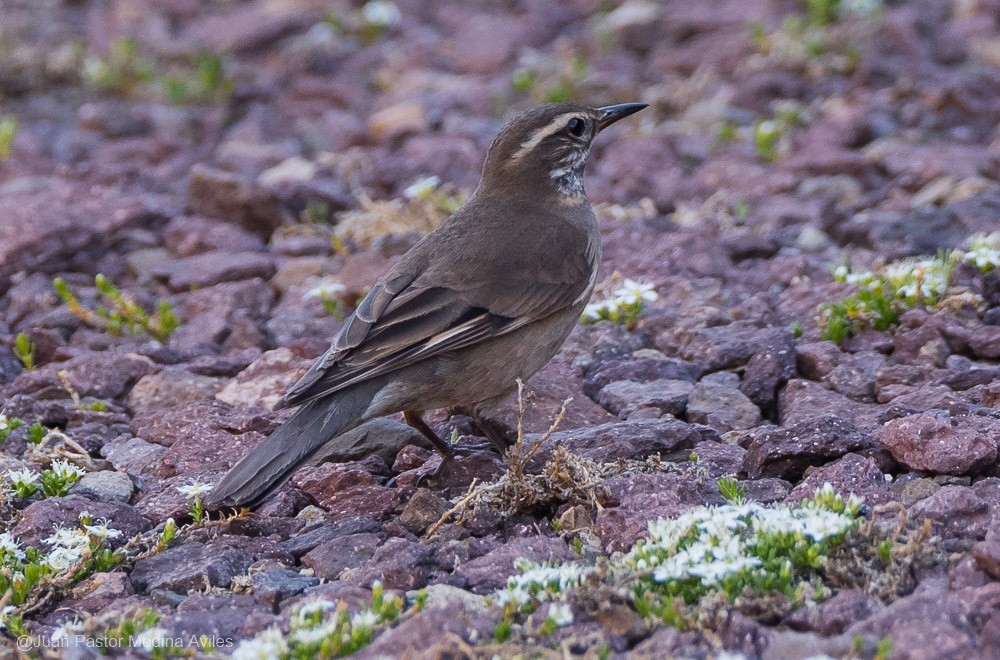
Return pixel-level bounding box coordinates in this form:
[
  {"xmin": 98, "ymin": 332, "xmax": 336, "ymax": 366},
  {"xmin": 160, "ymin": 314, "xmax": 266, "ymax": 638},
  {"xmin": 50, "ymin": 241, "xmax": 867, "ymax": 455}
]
[
  {"xmin": 909, "ymin": 486, "xmax": 991, "ymax": 542},
  {"xmin": 12, "ymin": 496, "xmax": 149, "ymax": 549},
  {"xmin": 188, "ymin": 164, "xmax": 290, "ymax": 237},
  {"xmin": 786, "ymin": 453, "xmax": 892, "ymax": 506},
  {"xmin": 162, "ymin": 215, "xmax": 265, "ymax": 257},
  {"xmin": 594, "ymin": 472, "xmax": 707, "ymax": 552},
  {"xmin": 876, "ymin": 413, "xmax": 999, "ymax": 476},
  {"xmin": 9, "ymin": 352, "xmax": 154, "ymax": 401},
  {"xmin": 741, "ymin": 415, "xmax": 873, "ymax": 480},
  {"xmin": 214, "ymin": 347, "xmax": 311, "ymax": 409},
  {"xmin": 300, "ymin": 532, "xmax": 382, "ymax": 580},
  {"xmin": 130, "ymin": 541, "xmax": 253, "ymax": 593},
  {"xmin": 291, "ymin": 462, "xmax": 401, "ymax": 521},
  {"xmin": 152, "ymin": 250, "xmax": 276, "ymax": 292},
  {"xmin": 456, "ymin": 536, "xmax": 575, "ymax": 592},
  {"xmin": 351, "ymin": 537, "xmax": 435, "ymax": 590}
]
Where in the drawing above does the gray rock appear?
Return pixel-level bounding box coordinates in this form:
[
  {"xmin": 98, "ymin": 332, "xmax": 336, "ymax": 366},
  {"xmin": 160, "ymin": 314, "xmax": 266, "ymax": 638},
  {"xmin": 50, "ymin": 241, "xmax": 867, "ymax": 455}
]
[
  {"xmin": 686, "ymin": 379, "xmax": 761, "ymax": 432},
  {"xmin": 596, "ymin": 378, "xmax": 693, "ymax": 418},
  {"xmin": 250, "ymin": 568, "xmax": 319, "ymax": 607},
  {"xmin": 72, "ymin": 470, "xmax": 135, "ymax": 503}
]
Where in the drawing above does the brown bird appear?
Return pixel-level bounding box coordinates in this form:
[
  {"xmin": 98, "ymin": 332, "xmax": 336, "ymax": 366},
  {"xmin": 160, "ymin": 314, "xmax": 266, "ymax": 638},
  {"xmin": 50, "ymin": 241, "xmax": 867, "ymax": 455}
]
[{"xmin": 206, "ymin": 101, "xmax": 647, "ymax": 508}]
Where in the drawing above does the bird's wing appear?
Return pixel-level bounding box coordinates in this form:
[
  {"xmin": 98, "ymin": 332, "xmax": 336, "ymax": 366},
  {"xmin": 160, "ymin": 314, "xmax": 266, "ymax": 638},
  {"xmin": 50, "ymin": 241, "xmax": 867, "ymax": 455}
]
[{"xmin": 275, "ymin": 232, "xmax": 596, "ymax": 410}]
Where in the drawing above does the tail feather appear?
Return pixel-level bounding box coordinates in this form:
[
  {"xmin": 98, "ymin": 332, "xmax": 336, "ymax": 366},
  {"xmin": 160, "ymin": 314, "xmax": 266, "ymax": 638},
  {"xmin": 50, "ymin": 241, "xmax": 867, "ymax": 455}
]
[{"xmin": 206, "ymin": 379, "xmax": 384, "ymax": 508}]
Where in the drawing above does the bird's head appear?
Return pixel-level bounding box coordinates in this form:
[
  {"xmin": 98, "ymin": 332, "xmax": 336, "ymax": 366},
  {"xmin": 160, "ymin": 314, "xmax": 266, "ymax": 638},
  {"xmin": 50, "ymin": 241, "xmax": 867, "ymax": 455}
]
[{"xmin": 478, "ymin": 102, "xmax": 647, "ymax": 201}]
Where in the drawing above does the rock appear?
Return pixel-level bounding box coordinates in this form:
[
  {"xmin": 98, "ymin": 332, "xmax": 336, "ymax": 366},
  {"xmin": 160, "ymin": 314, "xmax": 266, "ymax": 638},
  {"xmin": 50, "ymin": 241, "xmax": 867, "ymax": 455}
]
[
  {"xmin": 188, "ymin": 164, "xmax": 290, "ymax": 237},
  {"xmin": 310, "ymin": 418, "xmax": 433, "ymax": 466},
  {"xmin": 291, "ymin": 462, "xmax": 401, "ymax": 521},
  {"xmin": 740, "ymin": 333, "xmax": 797, "ymax": 412},
  {"xmin": 603, "ymin": 0, "xmax": 663, "ymax": 52},
  {"xmin": 972, "ymin": 541, "xmax": 1000, "ymax": 580},
  {"xmin": 71, "ymin": 470, "xmax": 135, "ymax": 503},
  {"xmin": 595, "ymin": 378, "xmax": 693, "ymax": 418},
  {"xmin": 595, "ymin": 472, "xmax": 708, "ymax": 552},
  {"xmin": 456, "ymin": 536, "xmax": 575, "ymax": 592},
  {"xmin": 60, "ymin": 571, "xmax": 134, "ymax": 615},
  {"xmin": 678, "ymin": 323, "xmax": 790, "ymax": 372},
  {"xmin": 162, "ymin": 216, "xmax": 265, "ymax": 257},
  {"xmin": 786, "ymin": 454, "xmax": 892, "ymax": 506},
  {"xmin": 279, "ymin": 517, "xmax": 384, "ymax": 558},
  {"xmin": 9, "ymin": 352, "xmax": 154, "ymax": 401},
  {"xmin": 367, "ymin": 102, "xmax": 428, "ymax": 143},
  {"xmin": 361, "ymin": 593, "xmax": 490, "ymax": 657},
  {"xmin": 526, "ymin": 418, "xmax": 709, "ymax": 469},
  {"xmin": 132, "ymin": 400, "xmax": 274, "ymax": 481},
  {"xmin": 250, "ymin": 568, "xmax": 319, "ymax": 608},
  {"xmin": 101, "ymin": 436, "xmax": 166, "ymax": 479},
  {"xmin": 779, "ymin": 379, "xmax": 884, "ymax": 428},
  {"xmin": 741, "ymin": 415, "xmax": 873, "ymax": 480},
  {"xmin": 166, "ymin": 593, "xmax": 277, "ymax": 644},
  {"xmin": 824, "ymin": 351, "xmax": 883, "ymax": 402},
  {"xmin": 689, "ymin": 440, "xmax": 745, "ymax": 477},
  {"xmin": 0, "ymin": 178, "xmax": 158, "ymax": 290},
  {"xmin": 215, "ymin": 347, "xmax": 311, "ymax": 409},
  {"xmin": 130, "ymin": 541, "xmax": 254, "ymax": 594},
  {"xmin": 12, "ymin": 496, "xmax": 149, "ymax": 549},
  {"xmin": 846, "ymin": 579, "xmax": 989, "ymax": 659},
  {"xmin": 300, "ymin": 533, "xmax": 382, "ymax": 580},
  {"xmin": 795, "ymin": 341, "xmax": 842, "ymax": 380},
  {"xmin": 399, "ymin": 489, "xmax": 451, "ymax": 535},
  {"xmin": 473, "ymin": 359, "xmax": 617, "ymax": 442},
  {"xmin": 583, "ymin": 357, "xmax": 702, "ymax": 399},
  {"xmin": 128, "ymin": 368, "xmax": 223, "ymax": 413},
  {"xmin": 876, "ymin": 413, "xmax": 1000, "ymax": 476},
  {"xmin": 686, "ymin": 379, "xmax": 762, "ymax": 432},
  {"xmin": 969, "ymin": 326, "xmax": 1000, "ymax": 359},
  {"xmin": 152, "ymin": 250, "xmax": 276, "ymax": 292},
  {"xmin": 909, "ymin": 486, "xmax": 991, "ymax": 542},
  {"xmin": 351, "ymin": 537, "xmax": 435, "ymax": 590}
]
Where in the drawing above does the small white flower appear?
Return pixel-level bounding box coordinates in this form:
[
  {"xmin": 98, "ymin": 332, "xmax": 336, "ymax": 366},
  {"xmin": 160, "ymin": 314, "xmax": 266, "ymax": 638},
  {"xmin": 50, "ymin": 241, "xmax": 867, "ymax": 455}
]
[
  {"xmin": 176, "ymin": 480, "xmax": 214, "ymax": 499},
  {"xmin": 0, "ymin": 532, "xmax": 24, "ymax": 561},
  {"xmin": 83, "ymin": 518, "xmax": 122, "ymax": 540},
  {"xmin": 45, "ymin": 526, "xmax": 90, "ymax": 550},
  {"xmin": 51, "ymin": 619, "xmax": 83, "ymax": 642},
  {"xmin": 231, "ymin": 627, "xmax": 288, "ymax": 660},
  {"xmin": 46, "ymin": 546, "xmax": 85, "ymax": 570},
  {"xmin": 49, "ymin": 459, "xmax": 85, "ymax": 481},
  {"xmin": 6, "ymin": 469, "xmax": 39, "ymax": 488},
  {"xmin": 132, "ymin": 627, "xmax": 169, "ymax": 651},
  {"xmin": 291, "ymin": 619, "xmax": 338, "ymax": 645},
  {"xmin": 362, "ymin": 0, "xmax": 402, "ymax": 27},
  {"xmin": 547, "ymin": 602, "xmax": 573, "ymax": 627},
  {"xmin": 349, "ymin": 609, "xmax": 380, "ymax": 630},
  {"xmin": 403, "ymin": 175, "xmax": 440, "ymax": 199},
  {"xmin": 0, "ymin": 415, "xmax": 14, "ymax": 432},
  {"xmin": 302, "ymin": 276, "xmax": 347, "ymax": 301},
  {"xmin": 613, "ymin": 278, "xmax": 658, "ymax": 305}
]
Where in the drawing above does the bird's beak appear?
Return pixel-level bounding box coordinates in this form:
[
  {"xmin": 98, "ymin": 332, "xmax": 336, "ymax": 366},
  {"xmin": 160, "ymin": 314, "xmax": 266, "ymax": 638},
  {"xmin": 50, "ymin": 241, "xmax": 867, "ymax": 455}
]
[{"xmin": 595, "ymin": 102, "xmax": 648, "ymax": 132}]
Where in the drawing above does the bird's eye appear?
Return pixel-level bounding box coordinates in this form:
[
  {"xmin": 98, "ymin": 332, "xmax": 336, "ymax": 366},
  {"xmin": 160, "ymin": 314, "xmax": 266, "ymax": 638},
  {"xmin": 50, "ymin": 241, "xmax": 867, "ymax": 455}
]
[{"xmin": 566, "ymin": 117, "xmax": 585, "ymax": 137}]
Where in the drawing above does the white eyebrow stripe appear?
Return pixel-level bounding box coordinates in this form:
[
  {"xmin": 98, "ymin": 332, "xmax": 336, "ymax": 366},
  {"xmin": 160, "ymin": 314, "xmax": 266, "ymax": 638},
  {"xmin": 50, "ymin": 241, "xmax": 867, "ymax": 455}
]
[{"xmin": 510, "ymin": 112, "xmax": 579, "ymax": 161}]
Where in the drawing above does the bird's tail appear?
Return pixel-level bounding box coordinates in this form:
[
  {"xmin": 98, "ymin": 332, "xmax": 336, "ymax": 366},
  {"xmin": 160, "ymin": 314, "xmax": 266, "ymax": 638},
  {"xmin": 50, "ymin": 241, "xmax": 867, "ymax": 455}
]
[{"xmin": 205, "ymin": 379, "xmax": 384, "ymax": 508}]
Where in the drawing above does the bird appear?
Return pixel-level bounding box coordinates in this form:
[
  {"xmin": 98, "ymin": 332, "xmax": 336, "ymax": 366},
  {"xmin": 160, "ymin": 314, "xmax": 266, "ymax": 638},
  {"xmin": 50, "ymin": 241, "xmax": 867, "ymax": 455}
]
[{"xmin": 205, "ymin": 101, "xmax": 647, "ymax": 508}]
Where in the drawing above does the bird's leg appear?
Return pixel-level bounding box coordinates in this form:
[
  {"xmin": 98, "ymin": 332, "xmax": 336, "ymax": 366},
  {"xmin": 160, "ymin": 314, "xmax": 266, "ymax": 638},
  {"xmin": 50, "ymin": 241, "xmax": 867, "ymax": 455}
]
[
  {"xmin": 402, "ymin": 410, "xmax": 495, "ymax": 488},
  {"xmin": 403, "ymin": 410, "xmax": 453, "ymax": 457}
]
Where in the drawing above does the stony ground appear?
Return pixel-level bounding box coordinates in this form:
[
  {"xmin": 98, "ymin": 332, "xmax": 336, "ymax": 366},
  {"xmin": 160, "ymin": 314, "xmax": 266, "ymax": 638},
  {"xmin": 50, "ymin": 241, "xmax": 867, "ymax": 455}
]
[{"xmin": 3, "ymin": 0, "xmax": 1000, "ymax": 658}]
